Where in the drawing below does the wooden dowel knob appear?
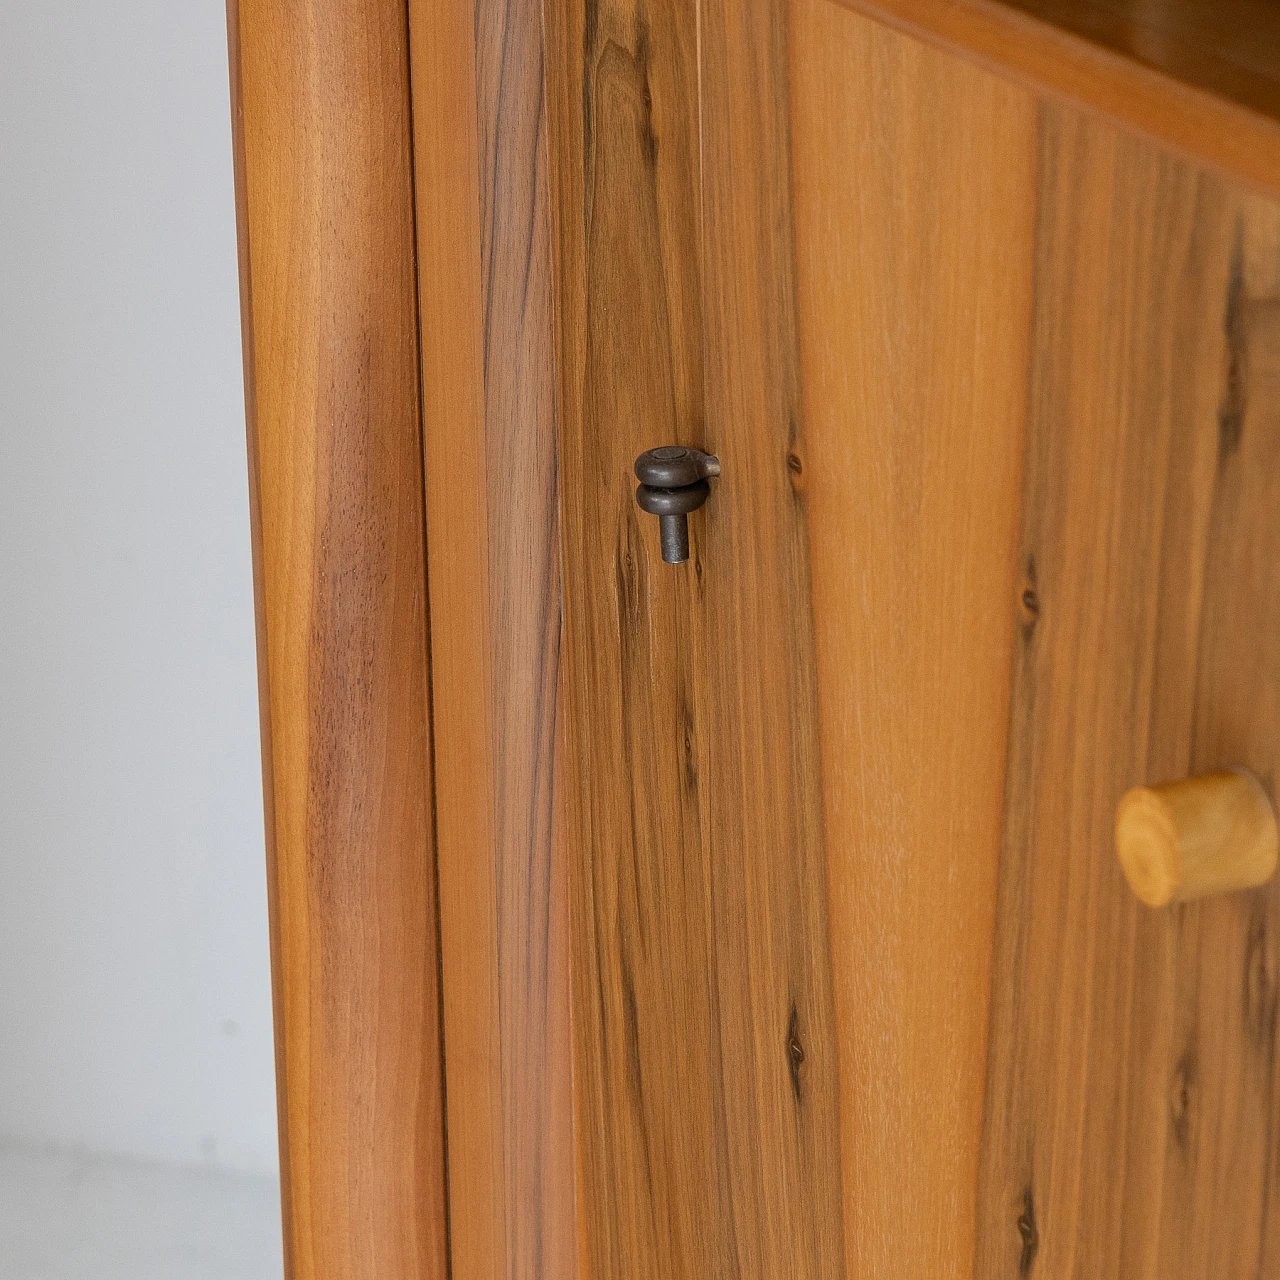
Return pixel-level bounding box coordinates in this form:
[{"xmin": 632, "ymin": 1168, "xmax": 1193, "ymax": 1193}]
[{"xmin": 1115, "ymin": 771, "xmax": 1278, "ymax": 907}]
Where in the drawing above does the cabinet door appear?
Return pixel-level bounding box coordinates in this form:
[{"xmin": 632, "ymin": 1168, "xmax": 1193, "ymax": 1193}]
[
  {"xmin": 789, "ymin": 6, "xmax": 1280, "ymax": 1277},
  {"xmin": 548, "ymin": 4, "xmax": 1280, "ymax": 1276},
  {"xmin": 548, "ymin": 1, "xmax": 849, "ymax": 1273}
]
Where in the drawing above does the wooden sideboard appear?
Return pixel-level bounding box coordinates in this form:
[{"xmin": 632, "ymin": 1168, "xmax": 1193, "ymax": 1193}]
[{"xmin": 229, "ymin": 1, "xmax": 1280, "ymax": 1276}]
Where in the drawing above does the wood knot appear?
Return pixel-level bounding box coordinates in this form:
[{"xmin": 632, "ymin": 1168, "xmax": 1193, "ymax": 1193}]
[
  {"xmin": 788, "ymin": 1031, "xmax": 805, "ymax": 1066},
  {"xmin": 786, "ymin": 1005, "xmax": 805, "ymax": 1102},
  {"xmin": 1244, "ymin": 903, "xmax": 1276, "ymax": 1050},
  {"xmin": 679, "ymin": 698, "xmax": 698, "ymax": 795},
  {"xmin": 1169, "ymin": 1052, "xmax": 1196, "ymax": 1150},
  {"xmin": 1218, "ymin": 221, "xmax": 1246, "ymax": 460},
  {"xmin": 786, "ymin": 450, "xmax": 807, "ymax": 498},
  {"xmin": 1019, "ymin": 558, "xmax": 1041, "ymax": 634},
  {"xmin": 1017, "ymin": 1187, "xmax": 1039, "ymax": 1274}
]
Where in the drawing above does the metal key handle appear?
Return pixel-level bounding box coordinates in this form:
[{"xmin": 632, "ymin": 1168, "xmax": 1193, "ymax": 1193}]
[{"xmin": 634, "ymin": 446, "xmax": 721, "ymax": 564}]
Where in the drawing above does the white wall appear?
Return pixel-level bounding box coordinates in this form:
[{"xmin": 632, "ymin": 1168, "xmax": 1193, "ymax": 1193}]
[{"xmin": 0, "ymin": 3, "xmax": 278, "ymax": 1175}]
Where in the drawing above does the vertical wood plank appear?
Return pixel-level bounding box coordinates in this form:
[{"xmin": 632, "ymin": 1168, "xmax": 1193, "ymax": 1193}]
[
  {"xmin": 544, "ymin": 1, "xmax": 715, "ymax": 1272},
  {"xmin": 545, "ymin": 0, "xmax": 848, "ymax": 1271},
  {"xmin": 226, "ymin": 8, "xmax": 293, "ymax": 1272},
  {"xmin": 975, "ymin": 103, "xmax": 1280, "ymax": 1279},
  {"xmin": 408, "ymin": 0, "xmax": 577, "ymax": 1277},
  {"xmin": 407, "ymin": 5, "xmax": 502, "ymax": 1276},
  {"xmin": 787, "ymin": 4, "xmax": 1040, "ymax": 1275},
  {"xmin": 697, "ymin": 0, "xmax": 851, "ymax": 1273},
  {"xmin": 467, "ymin": 6, "xmax": 576, "ymax": 1261},
  {"xmin": 228, "ymin": 1, "xmax": 449, "ymax": 1276}
]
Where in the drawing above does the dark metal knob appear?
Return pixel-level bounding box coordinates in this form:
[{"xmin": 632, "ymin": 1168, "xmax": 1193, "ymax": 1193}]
[{"xmin": 634, "ymin": 446, "xmax": 721, "ymax": 564}]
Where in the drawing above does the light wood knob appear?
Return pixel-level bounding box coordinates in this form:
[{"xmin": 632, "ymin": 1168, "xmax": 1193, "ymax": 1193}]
[{"xmin": 1115, "ymin": 771, "xmax": 1278, "ymax": 907}]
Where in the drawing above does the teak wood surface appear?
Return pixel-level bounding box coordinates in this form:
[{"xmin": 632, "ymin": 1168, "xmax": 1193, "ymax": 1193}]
[
  {"xmin": 227, "ymin": 1, "xmax": 449, "ymax": 1277},
  {"xmin": 974, "ymin": 105, "xmax": 1280, "ymax": 1278},
  {"xmin": 790, "ymin": 3, "xmax": 1038, "ymax": 1271},
  {"xmin": 792, "ymin": 3, "xmax": 1280, "ymax": 1274},
  {"xmin": 230, "ymin": 0, "xmax": 1280, "ymax": 1276},
  {"xmin": 544, "ymin": 0, "xmax": 848, "ymax": 1272},
  {"xmin": 408, "ymin": 1, "xmax": 576, "ymax": 1277}
]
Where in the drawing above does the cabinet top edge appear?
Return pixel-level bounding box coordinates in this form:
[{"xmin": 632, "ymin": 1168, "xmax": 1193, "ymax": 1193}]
[{"xmin": 834, "ymin": 0, "xmax": 1280, "ymax": 199}]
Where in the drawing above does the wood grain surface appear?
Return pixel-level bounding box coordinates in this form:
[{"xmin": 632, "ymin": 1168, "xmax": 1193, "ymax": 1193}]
[
  {"xmin": 789, "ymin": 3, "xmax": 1280, "ymax": 1275},
  {"xmin": 228, "ymin": 1, "xmax": 449, "ymax": 1276},
  {"xmin": 835, "ymin": 0, "xmax": 1280, "ymax": 199},
  {"xmin": 699, "ymin": 0, "xmax": 851, "ymax": 1271},
  {"xmin": 408, "ymin": 1, "xmax": 576, "ymax": 1277},
  {"xmin": 975, "ymin": 106, "xmax": 1280, "ymax": 1279},
  {"xmin": 234, "ymin": 0, "xmax": 1280, "ymax": 1275},
  {"xmin": 544, "ymin": 0, "xmax": 847, "ymax": 1273},
  {"xmin": 789, "ymin": 4, "xmax": 1038, "ymax": 1274}
]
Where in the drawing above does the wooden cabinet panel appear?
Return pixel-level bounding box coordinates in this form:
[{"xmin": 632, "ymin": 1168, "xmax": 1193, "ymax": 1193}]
[
  {"xmin": 976, "ymin": 105, "xmax": 1280, "ymax": 1280},
  {"xmin": 408, "ymin": 2, "xmax": 574, "ymax": 1278},
  {"xmin": 789, "ymin": 4, "xmax": 1038, "ymax": 1274},
  {"xmin": 228, "ymin": 2, "xmax": 449, "ymax": 1277},
  {"xmin": 544, "ymin": 0, "xmax": 846, "ymax": 1273},
  {"xmin": 790, "ymin": 3, "xmax": 1280, "ymax": 1276},
  {"xmin": 232, "ymin": 1, "xmax": 1280, "ymax": 1276}
]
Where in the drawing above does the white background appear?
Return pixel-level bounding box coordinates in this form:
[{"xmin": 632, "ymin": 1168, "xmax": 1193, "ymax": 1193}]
[{"xmin": 0, "ymin": 2, "xmax": 278, "ymax": 1175}]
